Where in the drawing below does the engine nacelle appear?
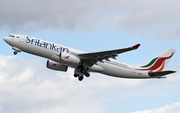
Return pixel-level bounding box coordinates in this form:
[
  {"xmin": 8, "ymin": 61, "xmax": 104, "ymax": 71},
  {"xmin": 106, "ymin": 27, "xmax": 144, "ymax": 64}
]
[
  {"xmin": 46, "ymin": 60, "xmax": 68, "ymax": 72},
  {"xmin": 60, "ymin": 52, "xmax": 81, "ymax": 65}
]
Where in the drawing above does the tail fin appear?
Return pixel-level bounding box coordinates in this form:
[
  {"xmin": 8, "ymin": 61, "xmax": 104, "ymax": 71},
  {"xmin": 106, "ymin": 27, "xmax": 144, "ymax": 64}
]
[{"xmin": 136, "ymin": 48, "xmax": 176, "ymax": 72}]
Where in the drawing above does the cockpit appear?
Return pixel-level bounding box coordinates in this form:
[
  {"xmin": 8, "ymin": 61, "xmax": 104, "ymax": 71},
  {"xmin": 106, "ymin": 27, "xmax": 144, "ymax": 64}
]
[
  {"xmin": 9, "ymin": 35, "xmax": 15, "ymax": 37},
  {"xmin": 8, "ymin": 35, "xmax": 20, "ymax": 39}
]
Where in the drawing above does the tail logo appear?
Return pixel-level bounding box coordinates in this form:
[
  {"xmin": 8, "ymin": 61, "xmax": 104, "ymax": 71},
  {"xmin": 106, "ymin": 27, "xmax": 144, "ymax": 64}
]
[{"xmin": 136, "ymin": 52, "xmax": 174, "ymax": 72}]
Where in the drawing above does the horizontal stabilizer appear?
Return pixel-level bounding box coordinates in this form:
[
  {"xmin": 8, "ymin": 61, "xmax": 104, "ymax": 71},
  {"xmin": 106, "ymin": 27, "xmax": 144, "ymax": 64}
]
[{"xmin": 148, "ymin": 70, "xmax": 176, "ymax": 77}]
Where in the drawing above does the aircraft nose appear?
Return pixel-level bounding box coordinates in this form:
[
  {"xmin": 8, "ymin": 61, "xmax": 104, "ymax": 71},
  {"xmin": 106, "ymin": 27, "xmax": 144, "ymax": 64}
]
[{"xmin": 3, "ymin": 37, "xmax": 8, "ymax": 42}]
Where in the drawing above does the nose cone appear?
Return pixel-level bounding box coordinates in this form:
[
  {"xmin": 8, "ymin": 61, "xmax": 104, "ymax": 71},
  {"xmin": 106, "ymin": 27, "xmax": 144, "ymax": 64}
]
[
  {"xmin": 4, "ymin": 37, "xmax": 11, "ymax": 45},
  {"xmin": 3, "ymin": 37, "xmax": 8, "ymax": 42},
  {"xmin": 4, "ymin": 36, "xmax": 13, "ymax": 46}
]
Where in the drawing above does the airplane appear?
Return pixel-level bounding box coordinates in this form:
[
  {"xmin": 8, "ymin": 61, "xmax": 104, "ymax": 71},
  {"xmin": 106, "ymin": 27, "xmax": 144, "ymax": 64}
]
[{"xmin": 3, "ymin": 34, "xmax": 176, "ymax": 81}]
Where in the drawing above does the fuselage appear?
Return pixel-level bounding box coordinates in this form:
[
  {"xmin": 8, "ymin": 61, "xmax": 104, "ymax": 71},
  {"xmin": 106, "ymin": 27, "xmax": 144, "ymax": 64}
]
[{"xmin": 4, "ymin": 35, "xmax": 151, "ymax": 79}]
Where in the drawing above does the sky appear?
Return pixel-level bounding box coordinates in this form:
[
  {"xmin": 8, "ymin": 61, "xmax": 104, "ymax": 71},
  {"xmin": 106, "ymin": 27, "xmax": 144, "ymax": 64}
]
[{"xmin": 0, "ymin": 0, "xmax": 180, "ymax": 113}]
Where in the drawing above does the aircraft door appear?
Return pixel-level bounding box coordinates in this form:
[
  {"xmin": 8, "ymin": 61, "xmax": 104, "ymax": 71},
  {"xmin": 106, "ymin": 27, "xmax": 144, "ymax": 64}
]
[{"xmin": 19, "ymin": 36, "xmax": 25, "ymax": 43}]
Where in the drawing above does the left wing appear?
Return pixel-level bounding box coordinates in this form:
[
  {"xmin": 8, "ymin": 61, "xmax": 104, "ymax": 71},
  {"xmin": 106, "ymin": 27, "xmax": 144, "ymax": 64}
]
[{"xmin": 77, "ymin": 44, "xmax": 140, "ymax": 63}]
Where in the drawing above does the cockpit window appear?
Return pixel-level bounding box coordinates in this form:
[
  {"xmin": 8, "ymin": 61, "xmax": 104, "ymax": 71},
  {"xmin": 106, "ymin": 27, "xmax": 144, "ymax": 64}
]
[{"xmin": 9, "ymin": 35, "xmax": 15, "ymax": 38}]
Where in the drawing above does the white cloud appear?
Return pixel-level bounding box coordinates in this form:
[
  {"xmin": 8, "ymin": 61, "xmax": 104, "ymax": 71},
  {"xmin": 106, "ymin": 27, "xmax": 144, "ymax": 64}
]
[
  {"xmin": 1, "ymin": 0, "xmax": 180, "ymax": 39},
  {"xmin": 0, "ymin": 56, "xmax": 106, "ymax": 113},
  {"xmin": 131, "ymin": 102, "xmax": 180, "ymax": 113},
  {"xmin": 0, "ymin": 55, "xmax": 179, "ymax": 113}
]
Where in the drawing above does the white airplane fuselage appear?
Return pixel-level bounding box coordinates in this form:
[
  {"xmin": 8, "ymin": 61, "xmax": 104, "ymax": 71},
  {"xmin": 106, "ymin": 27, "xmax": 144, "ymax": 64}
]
[{"xmin": 4, "ymin": 35, "xmax": 175, "ymax": 80}]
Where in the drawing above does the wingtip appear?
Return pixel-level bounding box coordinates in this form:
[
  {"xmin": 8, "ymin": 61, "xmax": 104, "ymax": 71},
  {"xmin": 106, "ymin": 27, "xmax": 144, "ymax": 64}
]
[{"xmin": 132, "ymin": 44, "xmax": 141, "ymax": 49}]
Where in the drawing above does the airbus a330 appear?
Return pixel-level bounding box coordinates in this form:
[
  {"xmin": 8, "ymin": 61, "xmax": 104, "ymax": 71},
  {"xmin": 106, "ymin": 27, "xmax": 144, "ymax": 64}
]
[{"xmin": 4, "ymin": 35, "xmax": 176, "ymax": 81}]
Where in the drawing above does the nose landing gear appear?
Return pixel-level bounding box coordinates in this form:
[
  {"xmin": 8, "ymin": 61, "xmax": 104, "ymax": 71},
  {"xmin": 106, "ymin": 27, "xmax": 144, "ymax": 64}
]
[
  {"xmin": 12, "ymin": 47, "xmax": 21, "ymax": 55},
  {"xmin": 14, "ymin": 50, "xmax": 18, "ymax": 55}
]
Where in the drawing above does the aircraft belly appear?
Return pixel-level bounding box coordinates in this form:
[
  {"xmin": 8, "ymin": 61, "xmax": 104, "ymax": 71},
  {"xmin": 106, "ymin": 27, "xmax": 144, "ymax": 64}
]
[{"xmin": 99, "ymin": 62, "xmax": 149, "ymax": 79}]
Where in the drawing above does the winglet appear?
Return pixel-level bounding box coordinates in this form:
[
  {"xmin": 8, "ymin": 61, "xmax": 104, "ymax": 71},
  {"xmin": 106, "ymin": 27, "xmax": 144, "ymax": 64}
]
[{"xmin": 132, "ymin": 44, "xmax": 141, "ymax": 49}]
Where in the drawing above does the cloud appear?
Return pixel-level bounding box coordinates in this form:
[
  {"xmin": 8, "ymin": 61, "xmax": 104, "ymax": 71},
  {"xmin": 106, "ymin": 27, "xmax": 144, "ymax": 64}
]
[
  {"xmin": 131, "ymin": 102, "xmax": 180, "ymax": 113},
  {"xmin": 0, "ymin": 55, "xmax": 111, "ymax": 113},
  {"xmin": 1, "ymin": 0, "xmax": 180, "ymax": 39},
  {"xmin": 0, "ymin": 55, "xmax": 179, "ymax": 113}
]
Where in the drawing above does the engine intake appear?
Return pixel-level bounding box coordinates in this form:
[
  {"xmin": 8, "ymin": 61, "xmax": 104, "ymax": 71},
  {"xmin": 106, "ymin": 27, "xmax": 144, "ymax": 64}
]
[{"xmin": 46, "ymin": 60, "xmax": 68, "ymax": 72}]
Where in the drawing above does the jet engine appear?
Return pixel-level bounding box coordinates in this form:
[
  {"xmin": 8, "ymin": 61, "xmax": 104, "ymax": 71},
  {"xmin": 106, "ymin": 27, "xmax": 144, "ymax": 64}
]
[
  {"xmin": 60, "ymin": 52, "xmax": 81, "ymax": 65},
  {"xmin": 46, "ymin": 60, "xmax": 68, "ymax": 72}
]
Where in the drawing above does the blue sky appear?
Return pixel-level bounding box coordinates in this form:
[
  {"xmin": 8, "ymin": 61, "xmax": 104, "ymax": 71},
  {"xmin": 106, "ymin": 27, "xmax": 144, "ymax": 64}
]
[{"xmin": 0, "ymin": 0, "xmax": 180, "ymax": 113}]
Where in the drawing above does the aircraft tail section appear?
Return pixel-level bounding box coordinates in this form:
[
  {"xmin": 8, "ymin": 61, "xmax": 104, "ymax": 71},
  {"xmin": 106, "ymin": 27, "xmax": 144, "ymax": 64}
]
[{"xmin": 136, "ymin": 48, "xmax": 176, "ymax": 72}]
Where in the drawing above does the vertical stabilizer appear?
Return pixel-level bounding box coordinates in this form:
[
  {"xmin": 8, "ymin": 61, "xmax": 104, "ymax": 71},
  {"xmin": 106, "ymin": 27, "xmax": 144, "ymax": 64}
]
[{"xmin": 136, "ymin": 48, "xmax": 176, "ymax": 72}]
